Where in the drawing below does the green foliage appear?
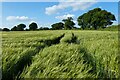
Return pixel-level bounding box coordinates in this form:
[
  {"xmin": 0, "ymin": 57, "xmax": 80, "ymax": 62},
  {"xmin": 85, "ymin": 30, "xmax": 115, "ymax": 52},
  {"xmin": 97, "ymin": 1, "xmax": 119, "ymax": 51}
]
[
  {"xmin": 10, "ymin": 24, "xmax": 26, "ymax": 31},
  {"xmin": 2, "ymin": 30, "xmax": 119, "ymax": 79},
  {"xmin": 29, "ymin": 22, "xmax": 38, "ymax": 30},
  {"xmin": 74, "ymin": 31, "xmax": 119, "ymax": 78},
  {"xmin": 8, "ymin": 7, "xmax": 117, "ymax": 31},
  {"xmin": 11, "ymin": 26, "xmax": 17, "ymax": 31},
  {"xmin": 60, "ymin": 32, "xmax": 73, "ymax": 43},
  {"xmin": 2, "ymin": 31, "xmax": 64, "ymax": 79},
  {"xmin": 0, "ymin": 28, "xmax": 2, "ymax": 31},
  {"xmin": 99, "ymin": 25, "xmax": 118, "ymax": 31},
  {"xmin": 62, "ymin": 17, "xmax": 75, "ymax": 30},
  {"xmin": 20, "ymin": 44, "xmax": 94, "ymax": 78},
  {"xmin": 60, "ymin": 32, "xmax": 78, "ymax": 44},
  {"xmin": 51, "ymin": 22, "xmax": 64, "ymax": 30},
  {"xmin": 17, "ymin": 24, "xmax": 26, "ymax": 31},
  {"xmin": 39, "ymin": 27, "xmax": 50, "ymax": 30},
  {"xmin": 77, "ymin": 8, "xmax": 116, "ymax": 30},
  {"xmin": 2, "ymin": 28, "xmax": 10, "ymax": 31}
]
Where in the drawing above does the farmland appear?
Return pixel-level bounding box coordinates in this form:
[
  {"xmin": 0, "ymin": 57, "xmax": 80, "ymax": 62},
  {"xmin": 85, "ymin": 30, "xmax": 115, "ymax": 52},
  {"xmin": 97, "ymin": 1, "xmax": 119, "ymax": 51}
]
[{"xmin": 1, "ymin": 30, "xmax": 119, "ymax": 79}]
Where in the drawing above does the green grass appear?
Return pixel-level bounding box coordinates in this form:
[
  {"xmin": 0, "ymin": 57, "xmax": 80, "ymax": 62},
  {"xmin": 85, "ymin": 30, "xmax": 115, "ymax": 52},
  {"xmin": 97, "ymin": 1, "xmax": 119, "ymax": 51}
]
[
  {"xmin": 99, "ymin": 25, "xmax": 118, "ymax": 31},
  {"xmin": 2, "ymin": 30, "xmax": 119, "ymax": 79}
]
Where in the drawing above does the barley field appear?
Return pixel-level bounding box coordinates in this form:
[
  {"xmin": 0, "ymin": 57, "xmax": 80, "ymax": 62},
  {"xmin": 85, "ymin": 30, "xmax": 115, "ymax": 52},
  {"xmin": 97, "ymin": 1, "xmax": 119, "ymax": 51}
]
[{"xmin": 1, "ymin": 30, "xmax": 119, "ymax": 79}]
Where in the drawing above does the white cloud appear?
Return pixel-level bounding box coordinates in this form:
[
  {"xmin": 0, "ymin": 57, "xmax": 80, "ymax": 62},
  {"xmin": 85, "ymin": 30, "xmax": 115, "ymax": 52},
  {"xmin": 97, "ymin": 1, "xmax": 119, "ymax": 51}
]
[
  {"xmin": 45, "ymin": 0, "xmax": 97, "ymax": 15},
  {"xmin": 55, "ymin": 14, "xmax": 75, "ymax": 20},
  {"xmin": 6, "ymin": 16, "xmax": 32, "ymax": 21}
]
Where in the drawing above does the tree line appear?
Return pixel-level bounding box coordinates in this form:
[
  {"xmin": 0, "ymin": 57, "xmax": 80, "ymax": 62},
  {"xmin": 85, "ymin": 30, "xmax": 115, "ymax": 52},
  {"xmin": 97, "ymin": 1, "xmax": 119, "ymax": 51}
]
[{"xmin": 1, "ymin": 8, "xmax": 116, "ymax": 31}]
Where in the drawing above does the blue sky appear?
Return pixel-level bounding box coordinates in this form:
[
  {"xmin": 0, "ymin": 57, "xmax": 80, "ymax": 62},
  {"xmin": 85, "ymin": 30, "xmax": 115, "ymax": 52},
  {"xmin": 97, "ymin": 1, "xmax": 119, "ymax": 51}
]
[{"xmin": 1, "ymin": 2, "xmax": 118, "ymax": 29}]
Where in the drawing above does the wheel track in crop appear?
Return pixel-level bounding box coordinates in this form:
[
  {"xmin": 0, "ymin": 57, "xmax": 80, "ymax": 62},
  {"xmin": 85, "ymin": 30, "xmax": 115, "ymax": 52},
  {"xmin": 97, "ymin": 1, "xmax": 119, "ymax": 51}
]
[
  {"xmin": 69, "ymin": 33, "xmax": 109, "ymax": 77},
  {"xmin": 19, "ymin": 33, "xmax": 117, "ymax": 78},
  {"xmin": 60, "ymin": 32, "xmax": 79, "ymax": 44},
  {"xmin": 3, "ymin": 32, "xmax": 108, "ymax": 79},
  {"xmin": 78, "ymin": 46, "xmax": 113, "ymax": 78},
  {"xmin": 71, "ymin": 33, "xmax": 79, "ymax": 44},
  {"xmin": 61, "ymin": 33, "xmax": 108, "ymax": 77},
  {"xmin": 3, "ymin": 33, "xmax": 65, "ymax": 80}
]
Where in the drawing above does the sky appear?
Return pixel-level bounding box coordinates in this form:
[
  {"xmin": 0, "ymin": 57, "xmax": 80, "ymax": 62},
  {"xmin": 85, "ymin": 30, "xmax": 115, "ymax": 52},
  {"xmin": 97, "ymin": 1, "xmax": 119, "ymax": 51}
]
[{"xmin": 1, "ymin": 2, "xmax": 119, "ymax": 29}]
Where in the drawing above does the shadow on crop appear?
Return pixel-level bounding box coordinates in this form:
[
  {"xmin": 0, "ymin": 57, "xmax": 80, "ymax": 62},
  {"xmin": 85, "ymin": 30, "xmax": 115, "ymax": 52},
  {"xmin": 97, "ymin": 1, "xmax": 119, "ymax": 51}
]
[
  {"xmin": 79, "ymin": 46, "xmax": 111, "ymax": 78},
  {"xmin": 2, "ymin": 34, "xmax": 65, "ymax": 80},
  {"xmin": 66, "ymin": 33, "xmax": 79, "ymax": 44}
]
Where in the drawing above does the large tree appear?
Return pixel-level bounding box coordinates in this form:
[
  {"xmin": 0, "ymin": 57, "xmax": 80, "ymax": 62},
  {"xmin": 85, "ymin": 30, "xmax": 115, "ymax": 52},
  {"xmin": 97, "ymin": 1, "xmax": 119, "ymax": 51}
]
[
  {"xmin": 11, "ymin": 26, "xmax": 17, "ymax": 31},
  {"xmin": 62, "ymin": 17, "xmax": 75, "ymax": 30},
  {"xmin": 29, "ymin": 22, "xmax": 38, "ymax": 30},
  {"xmin": 2, "ymin": 28, "xmax": 10, "ymax": 31},
  {"xmin": 11, "ymin": 24, "xmax": 26, "ymax": 31},
  {"xmin": 17, "ymin": 24, "xmax": 26, "ymax": 31},
  {"xmin": 51, "ymin": 22, "xmax": 64, "ymax": 30},
  {"xmin": 0, "ymin": 28, "xmax": 2, "ymax": 31},
  {"xmin": 77, "ymin": 8, "xmax": 116, "ymax": 30},
  {"xmin": 77, "ymin": 14, "xmax": 87, "ymax": 30}
]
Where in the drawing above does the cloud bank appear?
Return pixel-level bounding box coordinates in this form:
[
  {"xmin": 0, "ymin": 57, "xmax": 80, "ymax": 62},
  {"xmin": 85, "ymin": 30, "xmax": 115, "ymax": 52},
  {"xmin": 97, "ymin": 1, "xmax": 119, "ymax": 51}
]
[
  {"xmin": 6, "ymin": 16, "xmax": 32, "ymax": 21},
  {"xmin": 45, "ymin": 1, "xmax": 97, "ymax": 15}
]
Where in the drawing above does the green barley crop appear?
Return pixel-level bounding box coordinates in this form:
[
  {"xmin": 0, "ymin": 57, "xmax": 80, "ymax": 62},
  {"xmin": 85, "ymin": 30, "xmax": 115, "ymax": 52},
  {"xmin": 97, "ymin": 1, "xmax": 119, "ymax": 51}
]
[{"xmin": 2, "ymin": 30, "xmax": 119, "ymax": 79}]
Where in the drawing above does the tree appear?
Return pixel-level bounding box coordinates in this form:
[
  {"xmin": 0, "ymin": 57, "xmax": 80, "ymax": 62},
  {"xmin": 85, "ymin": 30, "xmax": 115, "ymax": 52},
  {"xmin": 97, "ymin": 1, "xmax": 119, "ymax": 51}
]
[
  {"xmin": 39, "ymin": 27, "xmax": 44, "ymax": 30},
  {"xmin": 77, "ymin": 15, "xmax": 86, "ymax": 30},
  {"xmin": 62, "ymin": 17, "xmax": 75, "ymax": 30},
  {"xmin": 11, "ymin": 24, "xmax": 26, "ymax": 31},
  {"xmin": 25, "ymin": 29, "xmax": 29, "ymax": 31},
  {"xmin": 2, "ymin": 28, "xmax": 10, "ymax": 31},
  {"xmin": 11, "ymin": 26, "xmax": 17, "ymax": 31},
  {"xmin": 42, "ymin": 27, "xmax": 49, "ymax": 30},
  {"xmin": 0, "ymin": 28, "xmax": 2, "ymax": 31},
  {"xmin": 91, "ymin": 10, "xmax": 116, "ymax": 29},
  {"xmin": 39, "ymin": 27, "xmax": 49, "ymax": 30},
  {"xmin": 77, "ymin": 8, "xmax": 116, "ymax": 30},
  {"xmin": 17, "ymin": 24, "xmax": 26, "ymax": 31},
  {"xmin": 51, "ymin": 22, "xmax": 64, "ymax": 30},
  {"xmin": 29, "ymin": 22, "xmax": 38, "ymax": 30}
]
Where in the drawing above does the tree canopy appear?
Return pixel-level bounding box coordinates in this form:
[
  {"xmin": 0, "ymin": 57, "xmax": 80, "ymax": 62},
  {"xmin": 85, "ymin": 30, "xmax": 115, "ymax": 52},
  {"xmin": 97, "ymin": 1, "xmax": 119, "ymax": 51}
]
[
  {"xmin": 39, "ymin": 27, "xmax": 50, "ymax": 30},
  {"xmin": 17, "ymin": 24, "xmax": 26, "ymax": 31},
  {"xmin": 62, "ymin": 17, "xmax": 75, "ymax": 30},
  {"xmin": 77, "ymin": 8, "xmax": 116, "ymax": 30},
  {"xmin": 11, "ymin": 26, "xmax": 17, "ymax": 31},
  {"xmin": 5, "ymin": 7, "xmax": 117, "ymax": 31},
  {"xmin": 51, "ymin": 22, "xmax": 64, "ymax": 30},
  {"xmin": 29, "ymin": 22, "xmax": 38, "ymax": 30},
  {"xmin": 0, "ymin": 28, "xmax": 2, "ymax": 31},
  {"xmin": 2, "ymin": 28, "xmax": 10, "ymax": 31}
]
